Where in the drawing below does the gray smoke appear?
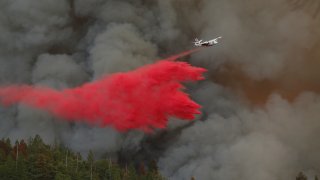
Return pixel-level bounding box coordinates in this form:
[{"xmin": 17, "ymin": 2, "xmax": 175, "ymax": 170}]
[{"xmin": 0, "ymin": 0, "xmax": 320, "ymax": 179}]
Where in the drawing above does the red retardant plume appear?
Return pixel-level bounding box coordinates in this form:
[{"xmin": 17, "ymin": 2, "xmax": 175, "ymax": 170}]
[{"xmin": 0, "ymin": 50, "xmax": 206, "ymax": 132}]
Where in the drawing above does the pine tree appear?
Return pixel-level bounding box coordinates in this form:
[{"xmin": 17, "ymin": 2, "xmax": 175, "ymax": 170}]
[
  {"xmin": 126, "ymin": 164, "xmax": 138, "ymax": 180},
  {"xmin": 14, "ymin": 140, "xmax": 19, "ymax": 171},
  {"xmin": 19, "ymin": 139, "xmax": 28, "ymax": 158},
  {"xmin": 138, "ymin": 162, "xmax": 146, "ymax": 175},
  {"xmin": 2, "ymin": 155, "xmax": 17, "ymax": 179},
  {"xmin": 0, "ymin": 138, "xmax": 11, "ymax": 161},
  {"xmin": 27, "ymin": 135, "xmax": 55, "ymax": 179},
  {"xmin": 110, "ymin": 164, "xmax": 122, "ymax": 180},
  {"xmin": 76, "ymin": 152, "xmax": 80, "ymax": 173},
  {"xmin": 5, "ymin": 138, "xmax": 11, "ymax": 148},
  {"xmin": 87, "ymin": 150, "xmax": 94, "ymax": 180}
]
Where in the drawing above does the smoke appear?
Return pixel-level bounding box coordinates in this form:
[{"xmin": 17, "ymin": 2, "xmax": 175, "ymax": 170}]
[{"xmin": 1, "ymin": 0, "xmax": 320, "ymax": 179}]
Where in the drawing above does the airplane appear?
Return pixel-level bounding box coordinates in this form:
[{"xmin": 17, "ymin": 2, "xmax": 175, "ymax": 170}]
[{"xmin": 194, "ymin": 36, "xmax": 222, "ymax": 47}]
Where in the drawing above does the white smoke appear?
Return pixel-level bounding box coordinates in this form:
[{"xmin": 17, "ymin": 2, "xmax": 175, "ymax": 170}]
[{"xmin": 0, "ymin": 0, "xmax": 320, "ymax": 179}]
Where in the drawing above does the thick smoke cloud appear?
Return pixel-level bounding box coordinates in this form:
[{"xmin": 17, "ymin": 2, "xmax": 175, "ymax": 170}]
[
  {"xmin": 90, "ymin": 23, "xmax": 157, "ymax": 76},
  {"xmin": 1, "ymin": 0, "xmax": 320, "ymax": 179},
  {"xmin": 159, "ymin": 89, "xmax": 320, "ymax": 179}
]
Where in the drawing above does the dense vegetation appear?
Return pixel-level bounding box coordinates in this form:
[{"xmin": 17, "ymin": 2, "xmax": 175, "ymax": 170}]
[{"xmin": 0, "ymin": 135, "xmax": 164, "ymax": 180}]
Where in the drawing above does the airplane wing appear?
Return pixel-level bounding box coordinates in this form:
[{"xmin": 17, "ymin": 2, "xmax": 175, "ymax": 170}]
[{"xmin": 208, "ymin": 36, "xmax": 222, "ymax": 44}]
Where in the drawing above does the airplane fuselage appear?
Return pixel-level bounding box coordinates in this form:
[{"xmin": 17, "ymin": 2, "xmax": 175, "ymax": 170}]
[{"xmin": 194, "ymin": 36, "xmax": 221, "ymax": 47}]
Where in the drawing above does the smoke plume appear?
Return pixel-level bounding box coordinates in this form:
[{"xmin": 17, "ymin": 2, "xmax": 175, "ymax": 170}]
[{"xmin": 1, "ymin": 0, "xmax": 320, "ymax": 179}]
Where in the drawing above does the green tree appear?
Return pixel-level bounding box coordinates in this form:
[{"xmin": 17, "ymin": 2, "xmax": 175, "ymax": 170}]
[
  {"xmin": 95, "ymin": 159, "xmax": 111, "ymax": 179},
  {"xmin": 0, "ymin": 155, "xmax": 17, "ymax": 179},
  {"xmin": 126, "ymin": 164, "xmax": 138, "ymax": 180},
  {"xmin": 26, "ymin": 135, "xmax": 55, "ymax": 180},
  {"xmin": 111, "ymin": 164, "xmax": 122, "ymax": 180},
  {"xmin": 0, "ymin": 139, "xmax": 10, "ymax": 162},
  {"xmin": 87, "ymin": 150, "xmax": 94, "ymax": 180}
]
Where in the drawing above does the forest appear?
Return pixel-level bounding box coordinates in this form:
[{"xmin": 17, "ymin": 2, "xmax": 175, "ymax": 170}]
[{"xmin": 0, "ymin": 135, "xmax": 164, "ymax": 180}]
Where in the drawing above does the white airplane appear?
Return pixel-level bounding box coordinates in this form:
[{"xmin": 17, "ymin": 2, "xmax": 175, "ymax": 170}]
[{"xmin": 194, "ymin": 36, "xmax": 222, "ymax": 47}]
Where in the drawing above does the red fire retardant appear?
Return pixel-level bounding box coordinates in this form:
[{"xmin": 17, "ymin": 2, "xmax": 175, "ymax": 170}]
[{"xmin": 0, "ymin": 50, "xmax": 206, "ymax": 132}]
